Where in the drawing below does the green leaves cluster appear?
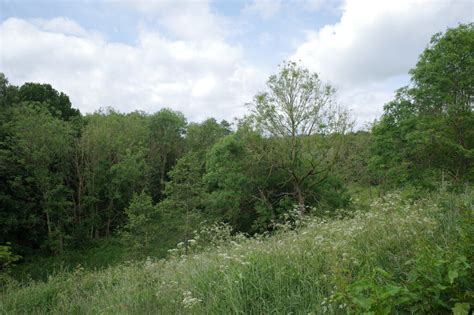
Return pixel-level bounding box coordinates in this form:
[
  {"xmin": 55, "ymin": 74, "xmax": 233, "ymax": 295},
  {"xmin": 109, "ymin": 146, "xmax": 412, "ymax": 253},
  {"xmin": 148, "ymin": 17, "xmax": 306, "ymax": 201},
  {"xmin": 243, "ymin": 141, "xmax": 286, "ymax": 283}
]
[
  {"xmin": 120, "ymin": 192, "xmax": 160, "ymax": 257},
  {"xmin": 337, "ymin": 252, "xmax": 472, "ymax": 314},
  {"xmin": 371, "ymin": 23, "xmax": 474, "ymax": 187}
]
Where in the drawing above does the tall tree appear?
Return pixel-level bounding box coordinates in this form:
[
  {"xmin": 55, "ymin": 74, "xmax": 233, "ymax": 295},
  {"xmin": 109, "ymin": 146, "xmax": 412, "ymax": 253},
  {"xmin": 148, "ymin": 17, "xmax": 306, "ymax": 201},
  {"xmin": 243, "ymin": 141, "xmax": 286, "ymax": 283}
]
[
  {"xmin": 3, "ymin": 104, "xmax": 74, "ymax": 253},
  {"xmin": 161, "ymin": 153, "xmax": 207, "ymax": 253},
  {"xmin": 75, "ymin": 109, "xmax": 149, "ymax": 239},
  {"xmin": 250, "ymin": 61, "xmax": 352, "ymax": 212},
  {"xmin": 148, "ymin": 109, "xmax": 186, "ymax": 201},
  {"xmin": 372, "ymin": 23, "xmax": 474, "ymax": 186},
  {"xmin": 186, "ymin": 118, "xmax": 231, "ymax": 164}
]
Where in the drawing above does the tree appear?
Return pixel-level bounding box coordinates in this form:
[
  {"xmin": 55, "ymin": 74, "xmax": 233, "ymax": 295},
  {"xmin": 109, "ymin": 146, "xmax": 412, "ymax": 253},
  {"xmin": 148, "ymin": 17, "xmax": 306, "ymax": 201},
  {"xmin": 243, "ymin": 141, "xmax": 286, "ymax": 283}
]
[
  {"xmin": 205, "ymin": 133, "xmax": 260, "ymax": 231},
  {"xmin": 409, "ymin": 23, "xmax": 473, "ymax": 182},
  {"xmin": 372, "ymin": 23, "xmax": 474, "ymax": 186},
  {"xmin": 3, "ymin": 104, "xmax": 74, "ymax": 253},
  {"xmin": 162, "ymin": 153, "xmax": 207, "ymax": 254},
  {"xmin": 121, "ymin": 192, "xmax": 160, "ymax": 257},
  {"xmin": 148, "ymin": 109, "xmax": 187, "ymax": 201},
  {"xmin": 250, "ymin": 61, "xmax": 352, "ymax": 212},
  {"xmin": 0, "ymin": 73, "xmax": 18, "ymax": 109},
  {"xmin": 186, "ymin": 118, "xmax": 231, "ymax": 166},
  {"xmin": 17, "ymin": 83, "xmax": 80, "ymax": 120},
  {"xmin": 75, "ymin": 109, "xmax": 149, "ymax": 239}
]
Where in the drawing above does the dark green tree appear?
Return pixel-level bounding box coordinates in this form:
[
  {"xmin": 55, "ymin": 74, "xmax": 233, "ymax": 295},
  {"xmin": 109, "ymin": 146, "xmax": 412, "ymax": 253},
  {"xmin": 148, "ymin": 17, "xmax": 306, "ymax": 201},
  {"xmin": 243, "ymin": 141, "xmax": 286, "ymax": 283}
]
[
  {"xmin": 18, "ymin": 83, "xmax": 80, "ymax": 120},
  {"xmin": 3, "ymin": 104, "xmax": 74, "ymax": 253}
]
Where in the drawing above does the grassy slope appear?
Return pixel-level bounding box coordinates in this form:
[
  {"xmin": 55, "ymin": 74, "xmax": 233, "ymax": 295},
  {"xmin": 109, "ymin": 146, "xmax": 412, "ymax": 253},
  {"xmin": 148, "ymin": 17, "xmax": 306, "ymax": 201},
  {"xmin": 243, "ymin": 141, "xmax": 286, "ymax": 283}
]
[{"xmin": 1, "ymin": 190, "xmax": 472, "ymax": 314}]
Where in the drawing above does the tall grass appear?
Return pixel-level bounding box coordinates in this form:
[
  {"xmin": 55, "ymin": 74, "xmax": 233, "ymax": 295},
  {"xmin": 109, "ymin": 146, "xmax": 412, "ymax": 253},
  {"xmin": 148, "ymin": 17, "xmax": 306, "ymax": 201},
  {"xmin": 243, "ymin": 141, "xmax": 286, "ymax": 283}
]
[{"xmin": 1, "ymin": 190, "xmax": 472, "ymax": 314}]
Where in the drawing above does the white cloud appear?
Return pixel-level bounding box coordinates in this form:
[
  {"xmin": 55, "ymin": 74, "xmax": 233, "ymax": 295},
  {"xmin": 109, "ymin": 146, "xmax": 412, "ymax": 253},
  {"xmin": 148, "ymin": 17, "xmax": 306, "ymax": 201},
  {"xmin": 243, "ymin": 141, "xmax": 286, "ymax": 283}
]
[
  {"xmin": 291, "ymin": 0, "xmax": 472, "ymax": 125},
  {"xmin": 0, "ymin": 17, "xmax": 266, "ymax": 121},
  {"xmin": 242, "ymin": 0, "xmax": 330, "ymax": 19},
  {"xmin": 122, "ymin": 0, "xmax": 229, "ymax": 41},
  {"xmin": 192, "ymin": 75, "xmax": 216, "ymax": 98},
  {"xmin": 295, "ymin": 0, "xmax": 327, "ymax": 12},
  {"xmin": 30, "ymin": 17, "xmax": 90, "ymax": 37},
  {"xmin": 243, "ymin": 0, "xmax": 282, "ymax": 19}
]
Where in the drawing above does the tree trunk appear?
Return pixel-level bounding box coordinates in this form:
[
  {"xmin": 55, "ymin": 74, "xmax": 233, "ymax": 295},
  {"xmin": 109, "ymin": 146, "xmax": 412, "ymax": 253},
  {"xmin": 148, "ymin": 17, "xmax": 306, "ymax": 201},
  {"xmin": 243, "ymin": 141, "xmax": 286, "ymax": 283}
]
[
  {"xmin": 294, "ymin": 182, "xmax": 305, "ymax": 214},
  {"xmin": 160, "ymin": 154, "xmax": 167, "ymax": 189}
]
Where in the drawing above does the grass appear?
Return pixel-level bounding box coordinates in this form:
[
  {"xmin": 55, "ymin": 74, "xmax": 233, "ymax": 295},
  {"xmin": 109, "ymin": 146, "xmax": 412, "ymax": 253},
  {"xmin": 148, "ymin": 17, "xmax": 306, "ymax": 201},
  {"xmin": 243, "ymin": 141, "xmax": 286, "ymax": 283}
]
[{"xmin": 1, "ymin": 189, "xmax": 472, "ymax": 314}]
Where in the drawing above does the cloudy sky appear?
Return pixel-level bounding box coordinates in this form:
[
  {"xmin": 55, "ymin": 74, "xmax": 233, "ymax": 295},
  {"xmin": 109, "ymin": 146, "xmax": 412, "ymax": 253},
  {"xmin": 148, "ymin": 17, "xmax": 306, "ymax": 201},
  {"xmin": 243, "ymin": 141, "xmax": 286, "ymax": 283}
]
[{"xmin": 0, "ymin": 0, "xmax": 472, "ymax": 126}]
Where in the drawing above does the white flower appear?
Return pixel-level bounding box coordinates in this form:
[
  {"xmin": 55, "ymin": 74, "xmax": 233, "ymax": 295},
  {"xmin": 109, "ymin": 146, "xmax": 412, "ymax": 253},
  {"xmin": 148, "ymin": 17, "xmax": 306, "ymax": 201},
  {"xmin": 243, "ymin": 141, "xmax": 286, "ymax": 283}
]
[{"xmin": 182, "ymin": 291, "xmax": 202, "ymax": 309}]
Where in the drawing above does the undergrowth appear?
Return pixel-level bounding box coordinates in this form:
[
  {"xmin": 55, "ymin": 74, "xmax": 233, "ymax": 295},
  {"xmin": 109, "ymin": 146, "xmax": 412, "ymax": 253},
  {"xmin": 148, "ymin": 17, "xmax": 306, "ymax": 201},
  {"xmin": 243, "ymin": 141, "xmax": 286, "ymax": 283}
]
[{"xmin": 1, "ymin": 189, "xmax": 472, "ymax": 314}]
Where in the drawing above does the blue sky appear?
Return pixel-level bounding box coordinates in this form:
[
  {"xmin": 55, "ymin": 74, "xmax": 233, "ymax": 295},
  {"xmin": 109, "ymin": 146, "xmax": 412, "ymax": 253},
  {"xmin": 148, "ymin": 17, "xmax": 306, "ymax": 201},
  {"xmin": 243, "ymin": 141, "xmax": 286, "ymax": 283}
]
[{"xmin": 1, "ymin": 0, "xmax": 472, "ymax": 126}]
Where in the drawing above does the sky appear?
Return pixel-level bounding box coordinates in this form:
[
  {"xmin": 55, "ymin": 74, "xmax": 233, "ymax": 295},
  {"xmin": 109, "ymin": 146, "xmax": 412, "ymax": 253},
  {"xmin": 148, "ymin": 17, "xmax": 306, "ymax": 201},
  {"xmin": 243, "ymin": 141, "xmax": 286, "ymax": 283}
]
[{"xmin": 0, "ymin": 0, "xmax": 472, "ymax": 126}]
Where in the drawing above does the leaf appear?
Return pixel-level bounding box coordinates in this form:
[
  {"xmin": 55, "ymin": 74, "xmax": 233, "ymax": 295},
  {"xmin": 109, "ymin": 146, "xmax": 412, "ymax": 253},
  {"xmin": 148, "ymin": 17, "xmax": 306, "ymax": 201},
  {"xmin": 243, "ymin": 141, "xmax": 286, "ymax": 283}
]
[
  {"xmin": 448, "ymin": 269, "xmax": 459, "ymax": 284},
  {"xmin": 452, "ymin": 303, "xmax": 470, "ymax": 315},
  {"xmin": 349, "ymin": 280, "xmax": 373, "ymax": 297},
  {"xmin": 374, "ymin": 267, "xmax": 391, "ymax": 278},
  {"xmin": 379, "ymin": 284, "xmax": 403, "ymax": 300},
  {"xmin": 352, "ymin": 296, "xmax": 373, "ymax": 310}
]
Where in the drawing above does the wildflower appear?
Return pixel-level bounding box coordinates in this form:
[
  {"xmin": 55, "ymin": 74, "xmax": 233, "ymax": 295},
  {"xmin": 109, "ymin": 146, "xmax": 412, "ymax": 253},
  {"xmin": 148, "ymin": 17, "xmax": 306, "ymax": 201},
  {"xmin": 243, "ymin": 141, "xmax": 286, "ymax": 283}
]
[{"xmin": 182, "ymin": 291, "xmax": 202, "ymax": 309}]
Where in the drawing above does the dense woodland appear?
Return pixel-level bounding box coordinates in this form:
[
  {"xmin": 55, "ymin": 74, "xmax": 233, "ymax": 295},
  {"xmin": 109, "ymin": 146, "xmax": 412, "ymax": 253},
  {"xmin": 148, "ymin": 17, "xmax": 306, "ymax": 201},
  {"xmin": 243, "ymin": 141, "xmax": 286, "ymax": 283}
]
[{"xmin": 0, "ymin": 23, "xmax": 473, "ymax": 314}]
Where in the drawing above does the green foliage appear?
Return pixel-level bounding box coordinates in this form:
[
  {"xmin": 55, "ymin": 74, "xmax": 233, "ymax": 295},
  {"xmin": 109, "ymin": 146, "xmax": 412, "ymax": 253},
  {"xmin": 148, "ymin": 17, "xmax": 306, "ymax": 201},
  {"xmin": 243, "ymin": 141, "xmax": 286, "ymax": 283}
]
[
  {"xmin": 205, "ymin": 127, "xmax": 350, "ymax": 232},
  {"xmin": 336, "ymin": 252, "xmax": 472, "ymax": 314},
  {"xmin": 334, "ymin": 130, "xmax": 373, "ymax": 185},
  {"xmin": 2, "ymin": 104, "xmax": 74, "ymax": 253},
  {"xmin": 160, "ymin": 153, "xmax": 208, "ymax": 253},
  {"xmin": 371, "ymin": 23, "xmax": 474, "ymax": 187},
  {"xmin": 121, "ymin": 192, "xmax": 161, "ymax": 257},
  {"xmin": 186, "ymin": 118, "xmax": 231, "ymax": 163},
  {"xmin": 2, "ymin": 190, "xmax": 472, "ymax": 314},
  {"xmin": 75, "ymin": 109, "xmax": 149, "ymax": 240},
  {"xmin": 0, "ymin": 243, "xmax": 20, "ymax": 271},
  {"xmin": 147, "ymin": 108, "xmax": 187, "ymax": 201},
  {"xmin": 205, "ymin": 132, "xmax": 263, "ymax": 231},
  {"xmin": 10, "ymin": 237, "xmax": 126, "ymax": 282},
  {"xmin": 250, "ymin": 60, "xmax": 352, "ymax": 210},
  {"xmin": 17, "ymin": 82, "xmax": 80, "ymax": 120}
]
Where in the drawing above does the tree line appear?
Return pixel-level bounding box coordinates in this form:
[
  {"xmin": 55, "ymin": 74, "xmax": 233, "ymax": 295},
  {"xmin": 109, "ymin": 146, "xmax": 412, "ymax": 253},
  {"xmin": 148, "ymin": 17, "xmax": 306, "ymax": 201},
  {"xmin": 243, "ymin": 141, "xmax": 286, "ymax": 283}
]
[{"xmin": 0, "ymin": 23, "xmax": 472, "ymax": 261}]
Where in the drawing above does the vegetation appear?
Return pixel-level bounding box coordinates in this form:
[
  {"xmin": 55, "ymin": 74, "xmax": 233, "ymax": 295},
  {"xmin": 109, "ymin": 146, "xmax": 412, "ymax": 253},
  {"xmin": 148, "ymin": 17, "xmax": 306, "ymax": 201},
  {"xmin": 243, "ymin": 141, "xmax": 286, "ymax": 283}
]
[
  {"xmin": 1, "ymin": 190, "xmax": 472, "ymax": 314},
  {"xmin": 0, "ymin": 24, "xmax": 473, "ymax": 314}
]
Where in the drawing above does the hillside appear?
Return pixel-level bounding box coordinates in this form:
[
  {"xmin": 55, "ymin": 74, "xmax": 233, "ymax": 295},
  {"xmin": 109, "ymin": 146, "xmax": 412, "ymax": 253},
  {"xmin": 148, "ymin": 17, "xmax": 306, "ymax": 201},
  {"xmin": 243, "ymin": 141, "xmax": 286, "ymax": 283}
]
[{"xmin": 1, "ymin": 190, "xmax": 472, "ymax": 314}]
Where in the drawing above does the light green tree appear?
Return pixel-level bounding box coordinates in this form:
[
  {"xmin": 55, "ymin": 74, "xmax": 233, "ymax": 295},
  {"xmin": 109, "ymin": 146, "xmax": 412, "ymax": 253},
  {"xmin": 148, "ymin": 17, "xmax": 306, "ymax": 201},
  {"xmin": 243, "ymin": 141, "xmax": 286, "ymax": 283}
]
[
  {"xmin": 162, "ymin": 153, "xmax": 207, "ymax": 254},
  {"xmin": 250, "ymin": 61, "xmax": 352, "ymax": 212},
  {"xmin": 121, "ymin": 192, "xmax": 160, "ymax": 257}
]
